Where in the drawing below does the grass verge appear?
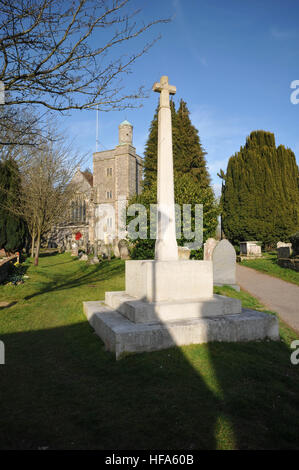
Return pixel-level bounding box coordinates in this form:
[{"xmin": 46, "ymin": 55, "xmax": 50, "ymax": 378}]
[
  {"xmin": 240, "ymin": 252, "xmax": 299, "ymax": 286},
  {"xmin": 0, "ymin": 253, "xmax": 298, "ymax": 450}
]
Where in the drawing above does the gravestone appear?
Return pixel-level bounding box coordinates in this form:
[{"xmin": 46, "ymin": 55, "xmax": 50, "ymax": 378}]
[
  {"xmin": 204, "ymin": 238, "xmax": 218, "ymax": 261},
  {"xmin": 118, "ymin": 239, "xmax": 130, "ymax": 260},
  {"xmin": 65, "ymin": 239, "xmax": 72, "ymax": 252},
  {"xmin": 113, "ymin": 239, "xmax": 120, "ymax": 258},
  {"xmin": 277, "ymin": 246, "xmax": 292, "ymax": 259},
  {"xmin": 178, "ymin": 246, "xmax": 190, "ymax": 260},
  {"xmin": 240, "ymin": 241, "xmax": 262, "ymax": 258},
  {"xmin": 212, "ymin": 239, "xmax": 240, "ymax": 291},
  {"xmin": 71, "ymin": 242, "xmax": 78, "ymax": 257},
  {"xmin": 100, "ymin": 244, "xmax": 109, "ymax": 259}
]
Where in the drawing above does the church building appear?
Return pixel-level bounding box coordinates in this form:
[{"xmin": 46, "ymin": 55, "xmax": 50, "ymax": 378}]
[{"xmin": 50, "ymin": 120, "xmax": 142, "ymax": 251}]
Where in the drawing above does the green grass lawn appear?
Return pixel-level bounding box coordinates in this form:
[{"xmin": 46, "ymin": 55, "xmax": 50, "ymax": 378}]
[
  {"xmin": 240, "ymin": 252, "xmax": 299, "ymax": 286},
  {"xmin": 0, "ymin": 253, "xmax": 299, "ymax": 450}
]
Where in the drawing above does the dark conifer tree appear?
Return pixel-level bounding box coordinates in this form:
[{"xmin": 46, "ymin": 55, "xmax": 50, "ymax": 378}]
[
  {"xmin": 174, "ymin": 100, "xmax": 210, "ymax": 186},
  {"xmin": 143, "ymin": 100, "xmax": 177, "ymax": 190},
  {"xmin": 221, "ymin": 131, "xmax": 299, "ymax": 247},
  {"xmin": 143, "ymin": 99, "xmax": 210, "ymax": 189},
  {"xmin": 0, "ymin": 159, "xmax": 27, "ymax": 253},
  {"xmin": 130, "ymin": 98, "xmax": 218, "ymax": 259}
]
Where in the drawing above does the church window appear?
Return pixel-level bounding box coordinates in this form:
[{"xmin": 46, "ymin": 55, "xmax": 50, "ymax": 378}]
[{"xmin": 70, "ymin": 198, "xmax": 87, "ymax": 223}]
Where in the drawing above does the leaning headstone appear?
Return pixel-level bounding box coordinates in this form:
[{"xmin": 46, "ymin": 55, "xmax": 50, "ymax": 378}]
[
  {"xmin": 118, "ymin": 239, "xmax": 130, "ymax": 260},
  {"xmin": 212, "ymin": 239, "xmax": 240, "ymax": 291},
  {"xmin": 204, "ymin": 238, "xmax": 218, "ymax": 261},
  {"xmin": 178, "ymin": 246, "xmax": 190, "ymax": 260}
]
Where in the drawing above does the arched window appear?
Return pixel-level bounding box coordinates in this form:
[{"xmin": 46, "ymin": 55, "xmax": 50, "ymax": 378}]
[{"xmin": 83, "ymin": 201, "xmax": 86, "ymax": 222}]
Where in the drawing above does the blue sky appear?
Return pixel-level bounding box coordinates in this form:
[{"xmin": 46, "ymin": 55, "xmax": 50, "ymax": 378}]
[{"xmin": 60, "ymin": 0, "xmax": 299, "ymax": 196}]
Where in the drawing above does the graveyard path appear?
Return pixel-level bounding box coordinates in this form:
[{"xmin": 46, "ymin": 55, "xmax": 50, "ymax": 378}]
[{"xmin": 236, "ymin": 264, "xmax": 299, "ymax": 333}]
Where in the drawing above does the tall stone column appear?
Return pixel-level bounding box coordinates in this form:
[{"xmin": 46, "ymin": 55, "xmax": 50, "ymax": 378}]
[{"xmin": 153, "ymin": 76, "xmax": 178, "ymax": 261}]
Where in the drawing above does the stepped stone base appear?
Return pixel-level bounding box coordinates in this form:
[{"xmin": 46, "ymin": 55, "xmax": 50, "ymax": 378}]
[
  {"xmin": 105, "ymin": 291, "xmax": 241, "ymax": 323},
  {"xmin": 83, "ymin": 300, "xmax": 279, "ymax": 359},
  {"xmin": 125, "ymin": 260, "xmax": 213, "ymax": 302},
  {"xmin": 83, "ymin": 260, "xmax": 279, "ymax": 359}
]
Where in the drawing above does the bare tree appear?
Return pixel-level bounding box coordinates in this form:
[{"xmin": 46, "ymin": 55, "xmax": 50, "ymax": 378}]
[
  {"xmin": 0, "ymin": 0, "xmax": 168, "ymax": 144},
  {"xmin": 0, "ymin": 105, "xmax": 48, "ymax": 158},
  {"xmin": 0, "ymin": 129, "xmax": 82, "ymax": 264}
]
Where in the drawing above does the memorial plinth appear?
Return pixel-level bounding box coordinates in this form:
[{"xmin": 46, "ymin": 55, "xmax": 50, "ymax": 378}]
[{"xmin": 83, "ymin": 75, "xmax": 279, "ymax": 359}]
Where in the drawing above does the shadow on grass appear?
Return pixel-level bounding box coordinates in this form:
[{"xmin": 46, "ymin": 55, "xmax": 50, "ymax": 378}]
[
  {"xmin": 2, "ymin": 254, "xmax": 299, "ymax": 449},
  {"xmin": 38, "ymin": 259, "xmax": 77, "ymax": 269},
  {"xmin": 0, "ymin": 322, "xmax": 298, "ymax": 450},
  {"xmin": 24, "ymin": 260, "xmax": 124, "ymax": 301},
  {"xmin": 38, "ymin": 251, "xmax": 59, "ymax": 258}
]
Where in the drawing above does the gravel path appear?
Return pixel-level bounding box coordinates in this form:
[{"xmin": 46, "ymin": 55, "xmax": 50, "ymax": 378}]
[{"xmin": 236, "ymin": 264, "xmax": 299, "ymax": 334}]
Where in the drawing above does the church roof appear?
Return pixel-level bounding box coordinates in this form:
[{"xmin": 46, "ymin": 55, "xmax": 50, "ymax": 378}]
[{"xmin": 81, "ymin": 170, "xmax": 93, "ymax": 186}]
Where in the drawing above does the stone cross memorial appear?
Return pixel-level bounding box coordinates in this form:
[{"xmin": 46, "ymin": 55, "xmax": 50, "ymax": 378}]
[
  {"xmin": 83, "ymin": 75, "xmax": 279, "ymax": 359},
  {"xmin": 153, "ymin": 76, "xmax": 178, "ymax": 261}
]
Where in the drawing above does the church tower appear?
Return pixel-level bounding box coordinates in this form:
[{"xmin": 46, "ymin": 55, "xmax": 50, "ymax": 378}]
[
  {"xmin": 118, "ymin": 120, "xmax": 133, "ymax": 145},
  {"xmin": 92, "ymin": 121, "xmax": 142, "ymax": 243}
]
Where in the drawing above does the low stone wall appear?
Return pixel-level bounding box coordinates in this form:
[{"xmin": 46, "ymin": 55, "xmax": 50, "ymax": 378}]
[
  {"xmin": 0, "ymin": 255, "xmax": 18, "ymax": 283},
  {"xmin": 277, "ymin": 258, "xmax": 299, "ymax": 272}
]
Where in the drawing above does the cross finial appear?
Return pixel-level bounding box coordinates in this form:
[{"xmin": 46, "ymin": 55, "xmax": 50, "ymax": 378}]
[{"xmin": 153, "ymin": 75, "xmax": 176, "ymax": 108}]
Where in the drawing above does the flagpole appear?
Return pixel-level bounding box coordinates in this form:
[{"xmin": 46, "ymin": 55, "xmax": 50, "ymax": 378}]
[{"xmin": 96, "ymin": 105, "xmax": 99, "ymax": 152}]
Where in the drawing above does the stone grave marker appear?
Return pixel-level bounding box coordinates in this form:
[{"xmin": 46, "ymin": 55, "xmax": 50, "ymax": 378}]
[
  {"xmin": 212, "ymin": 239, "xmax": 240, "ymax": 291},
  {"xmin": 204, "ymin": 238, "xmax": 218, "ymax": 261}
]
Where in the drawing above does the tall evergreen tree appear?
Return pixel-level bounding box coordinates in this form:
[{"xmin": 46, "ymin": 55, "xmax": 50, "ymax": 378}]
[
  {"xmin": 130, "ymin": 99, "xmax": 218, "ymax": 259},
  {"xmin": 143, "ymin": 99, "xmax": 210, "ymax": 189},
  {"xmin": 128, "ymin": 173, "xmax": 218, "ymax": 260},
  {"xmin": 221, "ymin": 130, "xmax": 299, "ymax": 247},
  {"xmin": 173, "ymin": 100, "xmax": 210, "ymax": 186},
  {"xmin": 0, "ymin": 159, "xmax": 27, "ymax": 253}
]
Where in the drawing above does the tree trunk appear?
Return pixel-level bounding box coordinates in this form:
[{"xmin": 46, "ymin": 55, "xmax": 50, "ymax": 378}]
[
  {"xmin": 34, "ymin": 231, "xmax": 41, "ymax": 266},
  {"xmin": 31, "ymin": 230, "xmax": 36, "ymax": 258}
]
